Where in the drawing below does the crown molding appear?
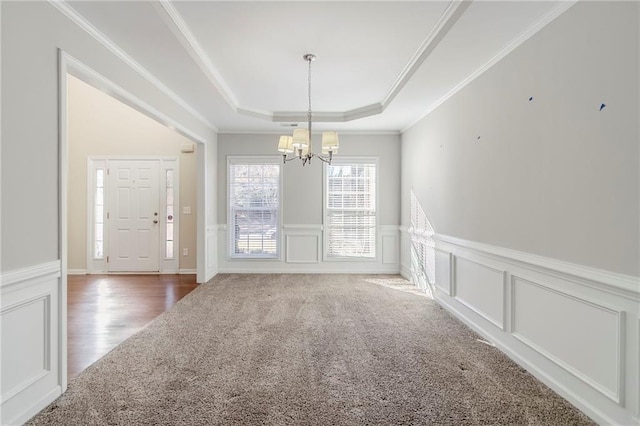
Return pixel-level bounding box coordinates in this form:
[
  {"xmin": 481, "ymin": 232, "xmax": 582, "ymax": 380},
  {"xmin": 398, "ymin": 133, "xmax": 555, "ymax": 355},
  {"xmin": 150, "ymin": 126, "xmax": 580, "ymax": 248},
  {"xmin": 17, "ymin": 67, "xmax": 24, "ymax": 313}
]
[
  {"xmin": 218, "ymin": 129, "xmax": 400, "ymax": 136},
  {"xmin": 401, "ymin": 0, "xmax": 578, "ymax": 133},
  {"xmin": 382, "ymin": 0, "xmax": 471, "ymax": 109},
  {"xmin": 48, "ymin": 0, "xmax": 219, "ymax": 132},
  {"xmin": 61, "ymin": 50, "xmax": 209, "ymax": 145},
  {"xmin": 156, "ymin": 0, "xmax": 239, "ymax": 110},
  {"xmin": 157, "ymin": 0, "xmax": 469, "ymax": 124}
]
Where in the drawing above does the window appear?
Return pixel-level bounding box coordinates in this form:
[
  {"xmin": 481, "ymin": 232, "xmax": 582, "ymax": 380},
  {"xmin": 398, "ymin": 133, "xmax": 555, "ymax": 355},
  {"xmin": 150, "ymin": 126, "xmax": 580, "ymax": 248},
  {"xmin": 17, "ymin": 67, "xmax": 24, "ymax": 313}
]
[
  {"xmin": 165, "ymin": 169, "xmax": 175, "ymax": 259},
  {"xmin": 325, "ymin": 159, "xmax": 377, "ymax": 259},
  {"xmin": 228, "ymin": 158, "xmax": 281, "ymax": 258},
  {"xmin": 94, "ymin": 168, "xmax": 105, "ymax": 259}
]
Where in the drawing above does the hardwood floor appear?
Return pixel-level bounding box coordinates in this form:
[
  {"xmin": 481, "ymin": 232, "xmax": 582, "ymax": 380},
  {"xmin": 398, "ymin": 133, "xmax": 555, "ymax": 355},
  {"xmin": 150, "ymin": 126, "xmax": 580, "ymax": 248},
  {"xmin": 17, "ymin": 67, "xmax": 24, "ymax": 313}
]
[{"xmin": 67, "ymin": 274, "xmax": 199, "ymax": 380}]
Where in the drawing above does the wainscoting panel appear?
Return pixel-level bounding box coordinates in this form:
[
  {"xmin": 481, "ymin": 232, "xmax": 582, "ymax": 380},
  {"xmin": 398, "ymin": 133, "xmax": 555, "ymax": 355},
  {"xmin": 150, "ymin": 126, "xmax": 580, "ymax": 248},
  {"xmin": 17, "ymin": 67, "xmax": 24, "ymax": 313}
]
[
  {"xmin": 206, "ymin": 225, "xmax": 217, "ymax": 275},
  {"xmin": 1, "ymin": 295, "xmax": 51, "ymax": 401},
  {"xmin": 434, "ymin": 249, "xmax": 451, "ymax": 295},
  {"xmin": 1, "ymin": 261, "xmax": 62, "ymax": 425},
  {"xmin": 428, "ymin": 234, "xmax": 640, "ymax": 425},
  {"xmin": 453, "ymin": 256, "xmax": 506, "ymax": 330},
  {"xmin": 218, "ymin": 224, "xmax": 399, "ymax": 273},
  {"xmin": 381, "ymin": 226, "xmax": 400, "ymax": 265},
  {"xmin": 512, "ymin": 276, "xmax": 623, "ymax": 403},
  {"xmin": 286, "ymin": 234, "xmax": 320, "ymax": 263}
]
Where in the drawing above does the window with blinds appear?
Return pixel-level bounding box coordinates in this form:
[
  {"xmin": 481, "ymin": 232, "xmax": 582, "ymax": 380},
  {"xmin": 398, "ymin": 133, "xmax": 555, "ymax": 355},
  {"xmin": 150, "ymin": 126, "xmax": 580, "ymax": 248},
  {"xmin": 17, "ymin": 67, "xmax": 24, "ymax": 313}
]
[
  {"xmin": 325, "ymin": 161, "xmax": 377, "ymax": 259},
  {"xmin": 228, "ymin": 159, "xmax": 281, "ymax": 258}
]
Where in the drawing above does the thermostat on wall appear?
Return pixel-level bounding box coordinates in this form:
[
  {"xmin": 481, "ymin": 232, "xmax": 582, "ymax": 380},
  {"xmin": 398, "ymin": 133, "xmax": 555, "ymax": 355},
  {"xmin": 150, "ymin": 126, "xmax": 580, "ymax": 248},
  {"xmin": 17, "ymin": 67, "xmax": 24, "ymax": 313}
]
[{"xmin": 181, "ymin": 143, "xmax": 195, "ymax": 153}]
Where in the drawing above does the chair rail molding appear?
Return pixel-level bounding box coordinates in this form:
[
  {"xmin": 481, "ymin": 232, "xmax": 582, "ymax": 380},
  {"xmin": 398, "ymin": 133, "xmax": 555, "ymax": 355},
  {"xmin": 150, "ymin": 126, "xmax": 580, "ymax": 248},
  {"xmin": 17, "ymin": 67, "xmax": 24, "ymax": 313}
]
[{"xmin": 434, "ymin": 234, "xmax": 640, "ymax": 300}]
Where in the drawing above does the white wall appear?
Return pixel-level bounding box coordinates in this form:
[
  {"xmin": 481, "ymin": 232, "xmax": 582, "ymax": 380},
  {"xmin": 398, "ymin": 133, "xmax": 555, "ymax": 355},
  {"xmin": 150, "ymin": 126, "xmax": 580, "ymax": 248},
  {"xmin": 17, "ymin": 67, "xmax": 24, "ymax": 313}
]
[
  {"xmin": 401, "ymin": 2, "xmax": 640, "ymax": 424},
  {"xmin": 0, "ymin": 2, "xmax": 217, "ymax": 424},
  {"xmin": 217, "ymin": 133, "xmax": 400, "ymax": 273}
]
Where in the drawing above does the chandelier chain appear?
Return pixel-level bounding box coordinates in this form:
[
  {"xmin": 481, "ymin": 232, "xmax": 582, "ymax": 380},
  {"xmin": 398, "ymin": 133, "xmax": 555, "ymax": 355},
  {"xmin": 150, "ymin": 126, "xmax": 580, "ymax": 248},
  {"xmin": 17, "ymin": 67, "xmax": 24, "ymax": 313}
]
[{"xmin": 307, "ymin": 57, "xmax": 312, "ymax": 138}]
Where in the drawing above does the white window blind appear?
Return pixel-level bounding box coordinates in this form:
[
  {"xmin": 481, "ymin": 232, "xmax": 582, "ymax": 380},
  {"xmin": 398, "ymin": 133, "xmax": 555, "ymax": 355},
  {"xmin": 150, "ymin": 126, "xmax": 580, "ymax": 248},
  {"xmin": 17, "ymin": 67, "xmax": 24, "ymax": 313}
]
[
  {"xmin": 326, "ymin": 162, "xmax": 376, "ymax": 258},
  {"xmin": 228, "ymin": 160, "xmax": 280, "ymax": 258}
]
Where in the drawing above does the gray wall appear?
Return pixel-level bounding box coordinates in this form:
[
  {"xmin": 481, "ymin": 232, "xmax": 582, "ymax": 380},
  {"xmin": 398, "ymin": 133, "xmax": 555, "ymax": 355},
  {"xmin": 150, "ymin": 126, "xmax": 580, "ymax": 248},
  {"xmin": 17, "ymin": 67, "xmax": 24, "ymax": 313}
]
[
  {"xmin": 217, "ymin": 133, "xmax": 401, "ymax": 226},
  {"xmin": 1, "ymin": 1, "xmax": 216, "ymax": 271},
  {"xmin": 401, "ymin": 1, "xmax": 639, "ymax": 276}
]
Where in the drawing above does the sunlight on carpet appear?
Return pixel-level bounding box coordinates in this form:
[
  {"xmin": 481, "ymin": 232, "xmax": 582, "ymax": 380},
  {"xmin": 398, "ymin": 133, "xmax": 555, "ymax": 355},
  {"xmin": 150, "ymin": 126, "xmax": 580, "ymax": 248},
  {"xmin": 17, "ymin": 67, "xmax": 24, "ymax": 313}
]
[{"xmin": 363, "ymin": 277, "xmax": 434, "ymax": 299}]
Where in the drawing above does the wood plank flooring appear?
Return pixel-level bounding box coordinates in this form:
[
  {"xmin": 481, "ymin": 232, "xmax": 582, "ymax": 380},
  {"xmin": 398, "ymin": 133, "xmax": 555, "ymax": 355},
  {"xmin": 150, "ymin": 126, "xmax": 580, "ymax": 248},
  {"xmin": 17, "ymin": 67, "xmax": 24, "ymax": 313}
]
[{"xmin": 67, "ymin": 274, "xmax": 199, "ymax": 380}]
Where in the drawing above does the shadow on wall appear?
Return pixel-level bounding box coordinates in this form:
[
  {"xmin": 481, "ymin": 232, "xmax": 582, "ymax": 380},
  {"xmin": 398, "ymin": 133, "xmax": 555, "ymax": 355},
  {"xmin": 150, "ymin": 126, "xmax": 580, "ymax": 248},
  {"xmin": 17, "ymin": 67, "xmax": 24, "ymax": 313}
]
[{"xmin": 409, "ymin": 190, "xmax": 436, "ymax": 297}]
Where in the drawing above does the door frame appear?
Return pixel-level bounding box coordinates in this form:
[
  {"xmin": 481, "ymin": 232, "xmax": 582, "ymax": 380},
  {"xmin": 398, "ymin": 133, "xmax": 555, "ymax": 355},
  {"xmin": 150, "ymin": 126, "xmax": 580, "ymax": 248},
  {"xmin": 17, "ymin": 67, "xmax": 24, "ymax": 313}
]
[
  {"xmin": 86, "ymin": 156, "xmax": 180, "ymax": 274},
  {"xmin": 59, "ymin": 49, "xmax": 210, "ymax": 393}
]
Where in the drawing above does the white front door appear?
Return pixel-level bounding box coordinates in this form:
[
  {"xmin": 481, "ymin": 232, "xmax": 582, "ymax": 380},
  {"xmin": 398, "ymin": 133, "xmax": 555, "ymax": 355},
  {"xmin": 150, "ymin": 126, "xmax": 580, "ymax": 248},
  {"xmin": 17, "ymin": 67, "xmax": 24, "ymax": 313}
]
[{"xmin": 108, "ymin": 159, "xmax": 160, "ymax": 272}]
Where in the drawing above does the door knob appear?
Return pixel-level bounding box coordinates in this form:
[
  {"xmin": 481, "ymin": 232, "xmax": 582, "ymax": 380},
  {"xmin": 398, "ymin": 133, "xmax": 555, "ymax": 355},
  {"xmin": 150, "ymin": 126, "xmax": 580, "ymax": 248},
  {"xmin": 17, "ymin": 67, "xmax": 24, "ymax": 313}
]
[{"xmin": 153, "ymin": 220, "xmax": 158, "ymax": 224}]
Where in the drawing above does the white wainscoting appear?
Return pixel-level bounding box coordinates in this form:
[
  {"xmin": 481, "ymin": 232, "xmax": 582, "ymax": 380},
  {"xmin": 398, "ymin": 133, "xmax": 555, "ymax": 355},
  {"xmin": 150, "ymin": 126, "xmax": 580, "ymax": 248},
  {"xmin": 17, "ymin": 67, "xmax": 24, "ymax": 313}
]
[
  {"xmin": 511, "ymin": 276, "xmax": 623, "ymax": 404},
  {"xmin": 424, "ymin": 233, "xmax": 640, "ymax": 426},
  {"xmin": 453, "ymin": 256, "xmax": 506, "ymax": 330},
  {"xmin": 205, "ymin": 224, "xmax": 217, "ymax": 282},
  {"xmin": 217, "ymin": 224, "xmax": 400, "ymax": 273},
  {"xmin": 1, "ymin": 261, "xmax": 63, "ymax": 425}
]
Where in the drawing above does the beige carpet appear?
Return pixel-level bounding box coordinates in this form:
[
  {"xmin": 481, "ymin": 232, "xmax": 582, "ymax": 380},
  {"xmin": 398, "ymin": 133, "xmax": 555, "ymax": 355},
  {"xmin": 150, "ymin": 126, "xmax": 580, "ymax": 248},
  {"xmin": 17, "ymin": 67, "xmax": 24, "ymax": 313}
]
[{"xmin": 28, "ymin": 274, "xmax": 593, "ymax": 425}]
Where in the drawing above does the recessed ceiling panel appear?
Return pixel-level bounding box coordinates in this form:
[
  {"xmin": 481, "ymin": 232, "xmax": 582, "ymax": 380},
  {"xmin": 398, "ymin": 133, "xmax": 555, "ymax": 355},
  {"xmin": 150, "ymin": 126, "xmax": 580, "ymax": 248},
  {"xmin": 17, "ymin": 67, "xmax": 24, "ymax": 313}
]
[{"xmin": 173, "ymin": 1, "xmax": 450, "ymax": 112}]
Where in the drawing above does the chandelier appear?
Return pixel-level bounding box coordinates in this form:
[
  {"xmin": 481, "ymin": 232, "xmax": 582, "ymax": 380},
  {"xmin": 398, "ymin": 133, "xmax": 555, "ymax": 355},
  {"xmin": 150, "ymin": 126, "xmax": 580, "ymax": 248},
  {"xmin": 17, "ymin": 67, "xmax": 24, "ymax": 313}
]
[{"xmin": 277, "ymin": 54, "xmax": 339, "ymax": 165}]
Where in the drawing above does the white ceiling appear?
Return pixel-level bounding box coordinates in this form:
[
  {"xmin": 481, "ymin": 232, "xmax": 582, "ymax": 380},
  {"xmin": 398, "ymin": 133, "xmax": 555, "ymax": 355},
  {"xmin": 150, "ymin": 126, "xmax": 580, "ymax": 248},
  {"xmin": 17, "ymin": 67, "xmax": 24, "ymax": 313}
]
[{"xmin": 65, "ymin": 0, "xmax": 573, "ymax": 134}]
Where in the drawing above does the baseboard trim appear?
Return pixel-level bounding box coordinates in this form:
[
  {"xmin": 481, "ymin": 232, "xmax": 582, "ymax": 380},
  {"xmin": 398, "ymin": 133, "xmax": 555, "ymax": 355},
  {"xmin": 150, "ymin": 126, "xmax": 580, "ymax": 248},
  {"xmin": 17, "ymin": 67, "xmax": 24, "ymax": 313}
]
[
  {"xmin": 217, "ymin": 268, "xmax": 401, "ymax": 275},
  {"xmin": 4, "ymin": 385, "xmax": 62, "ymax": 426},
  {"xmin": 67, "ymin": 269, "xmax": 87, "ymax": 275},
  {"xmin": 178, "ymin": 269, "xmax": 197, "ymax": 275}
]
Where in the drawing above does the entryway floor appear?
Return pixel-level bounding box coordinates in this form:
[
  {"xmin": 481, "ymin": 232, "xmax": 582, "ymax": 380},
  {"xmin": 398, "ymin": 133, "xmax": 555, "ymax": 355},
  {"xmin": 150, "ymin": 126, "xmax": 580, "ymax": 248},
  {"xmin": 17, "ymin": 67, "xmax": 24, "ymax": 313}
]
[{"xmin": 67, "ymin": 274, "xmax": 199, "ymax": 380}]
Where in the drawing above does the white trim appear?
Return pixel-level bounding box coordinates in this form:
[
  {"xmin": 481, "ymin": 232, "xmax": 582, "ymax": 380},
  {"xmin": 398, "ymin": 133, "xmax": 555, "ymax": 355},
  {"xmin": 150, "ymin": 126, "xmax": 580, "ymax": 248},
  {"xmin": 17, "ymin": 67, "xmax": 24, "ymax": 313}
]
[
  {"xmin": 178, "ymin": 269, "xmax": 197, "ymax": 274},
  {"xmin": 48, "ymin": 0, "xmax": 218, "ymax": 132},
  {"xmin": 382, "ymin": 0, "xmax": 470, "ymax": 109},
  {"xmin": 282, "ymin": 224, "xmax": 323, "ymax": 231},
  {"xmin": 452, "ymin": 256, "xmax": 506, "ymax": 331},
  {"xmin": 1, "ymin": 295, "xmax": 52, "ymax": 403},
  {"xmin": 216, "ymin": 268, "xmax": 400, "ymax": 275},
  {"xmin": 435, "ymin": 234, "xmax": 640, "ymax": 300},
  {"xmin": 60, "ymin": 52, "xmax": 208, "ymax": 145},
  {"xmin": 0, "ymin": 261, "xmax": 62, "ymax": 290},
  {"xmin": 434, "ymin": 248, "xmax": 453, "ymax": 296},
  {"xmin": 285, "ymin": 234, "xmax": 321, "ymax": 264},
  {"xmin": 67, "ymin": 269, "xmax": 86, "ymax": 276},
  {"xmin": 510, "ymin": 275, "xmax": 625, "ymax": 404},
  {"xmin": 5, "ymin": 386, "xmax": 62, "ymax": 426},
  {"xmin": 637, "ymin": 316, "xmax": 640, "ymax": 422},
  {"xmin": 218, "ymin": 130, "xmax": 401, "ymax": 136},
  {"xmin": 58, "ymin": 50, "xmax": 69, "ymax": 391},
  {"xmin": 156, "ymin": 0, "xmax": 238, "ymax": 111},
  {"xmin": 86, "ymin": 158, "xmax": 107, "ymax": 273},
  {"xmin": 402, "ymin": 0, "xmax": 578, "ymax": 133}
]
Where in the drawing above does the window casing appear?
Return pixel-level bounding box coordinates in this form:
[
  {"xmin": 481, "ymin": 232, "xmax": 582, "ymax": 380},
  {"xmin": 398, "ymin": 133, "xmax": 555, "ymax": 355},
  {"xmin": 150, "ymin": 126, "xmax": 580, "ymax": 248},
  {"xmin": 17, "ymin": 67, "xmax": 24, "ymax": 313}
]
[
  {"xmin": 324, "ymin": 159, "xmax": 377, "ymax": 260},
  {"xmin": 228, "ymin": 157, "xmax": 282, "ymax": 259}
]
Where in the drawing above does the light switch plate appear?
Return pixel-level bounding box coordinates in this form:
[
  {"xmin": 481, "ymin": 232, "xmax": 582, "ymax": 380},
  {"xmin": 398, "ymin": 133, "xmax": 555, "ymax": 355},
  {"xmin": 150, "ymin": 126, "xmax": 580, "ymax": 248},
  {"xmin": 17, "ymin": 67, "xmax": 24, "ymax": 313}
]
[{"xmin": 183, "ymin": 206, "xmax": 191, "ymax": 214}]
